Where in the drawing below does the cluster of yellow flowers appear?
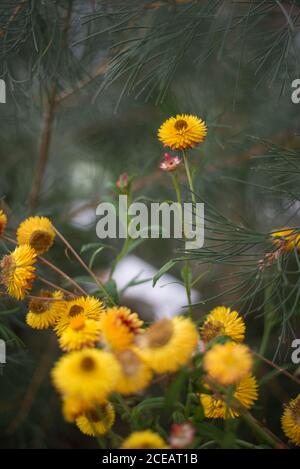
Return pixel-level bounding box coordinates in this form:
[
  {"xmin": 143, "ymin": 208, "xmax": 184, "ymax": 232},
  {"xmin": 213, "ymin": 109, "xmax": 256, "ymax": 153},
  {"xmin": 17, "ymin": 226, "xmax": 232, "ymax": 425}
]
[
  {"xmin": 0, "ymin": 110, "xmax": 300, "ymax": 449},
  {"xmin": 0, "ymin": 214, "xmax": 55, "ymax": 300},
  {"xmin": 51, "ymin": 313, "xmax": 198, "ymax": 441}
]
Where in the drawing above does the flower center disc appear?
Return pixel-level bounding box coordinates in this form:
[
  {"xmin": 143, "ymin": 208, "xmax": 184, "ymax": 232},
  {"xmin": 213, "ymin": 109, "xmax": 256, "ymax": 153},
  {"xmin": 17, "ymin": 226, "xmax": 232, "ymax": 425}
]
[
  {"xmin": 80, "ymin": 356, "xmax": 96, "ymax": 371},
  {"xmin": 202, "ymin": 320, "xmax": 225, "ymax": 342},
  {"xmin": 146, "ymin": 319, "xmax": 174, "ymax": 348},
  {"xmin": 69, "ymin": 304, "xmax": 84, "ymax": 317},
  {"xmin": 174, "ymin": 119, "xmax": 188, "ymax": 131},
  {"xmin": 30, "ymin": 230, "xmax": 52, "ymax": 253}
]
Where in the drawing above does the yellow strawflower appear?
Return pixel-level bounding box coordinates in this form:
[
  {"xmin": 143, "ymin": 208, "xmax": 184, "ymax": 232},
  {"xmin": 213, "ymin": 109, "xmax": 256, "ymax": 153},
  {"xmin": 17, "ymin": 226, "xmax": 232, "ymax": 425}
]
[
  {"xmin": 52, "ymin": 348, "xmax": 121, "ymax": 405},
  {"xmin": 54, "ymin": 296, "xmax": 103, "ymax": 337},
  {"xmin": 115, "ymin": 348, "xmax": 152, "ymax": 395},
  {"xmin": 281, "ymin": 394, "xmax": 300, "ymax": 446},
  {"xmin": 203, "ymin": 341, "xmax": 253, "ymax": 386},
  {"xmin": 0, "ymin": 245, "xmax": 36, "ymax": 299},
  {"xmin": 76, "ymin": 402, "xmax": 115, "ymax": 436},
  {"xmin": 271, "ymin": 228, "xmax": 300, "ymax": 252},
  {"xmin": 26, "ymin": 290, "xmax": 64, "ymax": 329},
  {"xmin": 200, "ymin": 374, "xmax": 258, "ymax": 419},
  {"xmin": 17, "ymin": 216, "xmax": 55, "ymax": 255},
  {"xmin": 136, "ymin": 316, "xmax": 198, "ymax": 374},
  {"xmin": 121, "ymin": 430, "xmax": 168, "ymax": 449},
  {"xmin": 100, "ymin": 306, "xmax": 144, "ymax": 351},
  {"xmin": 201, "ymin": 306, "xmax": 245, "ymax": 343},
  {"xmin": 158, "ymin": 114, "xmax": 207, "ymax": 150},
  {"xmin": 58, "ymin": 314, "xmax": 101, "ymax": 351}
]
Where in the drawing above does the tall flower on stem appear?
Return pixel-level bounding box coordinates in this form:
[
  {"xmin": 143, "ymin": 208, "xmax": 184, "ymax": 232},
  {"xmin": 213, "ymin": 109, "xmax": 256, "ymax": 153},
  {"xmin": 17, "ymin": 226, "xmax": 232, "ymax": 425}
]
[{"xmin": 158, "ymin": 116, "xmax": 207, "ymax": 316}]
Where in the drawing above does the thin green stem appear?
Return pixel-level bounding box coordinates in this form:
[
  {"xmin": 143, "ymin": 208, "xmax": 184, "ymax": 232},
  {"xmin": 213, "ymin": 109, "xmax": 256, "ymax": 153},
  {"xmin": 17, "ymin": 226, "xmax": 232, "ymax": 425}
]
[
  {"xmin": 182, "ymin": 150, "xmax": 196, "ymax": 206},
  {"xmin": 54, "ymin": 227, "xmax": 115, "ymax": 305},
  {"xmin": 1, "ymin": 233, "xmax": 86, "ymax": 296},
  {"xmin": 184, "ymin": 260, "xmax": 193, "ymax": 317},
  {"xmin": 171, "ymin": 172, "xmax": 181, "ymax": 205},
  {"xmin": 242, "ymin": 413, "xmax": 287, "ymax": 449},
  {"xmin": 172, "ymin": 159, "xmax": 193, "ymax": 317},
  {"xmin": 109, "ymin": 193, "xmax": 132, "ymax": 280},
  {"xmin": 259, "ymin": 284, "xmax": 277, "ymax": 356}
]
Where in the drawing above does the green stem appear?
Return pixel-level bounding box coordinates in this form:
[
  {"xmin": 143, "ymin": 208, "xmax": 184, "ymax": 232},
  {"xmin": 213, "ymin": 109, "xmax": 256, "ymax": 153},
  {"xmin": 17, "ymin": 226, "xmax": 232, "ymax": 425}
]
[
  {"xmin": 54, "ymin": 227, "xmax": 115, "ymax": 305},
  {"xmin": 171, "ymin": 172, "xmax": 181, "ymax": 205},
  {"xmin": 184, "ymin": 260, "xmax": 193, "ymax": 318},
  {"xmin": 241, "ymin": 413, "xmax": 286, "ymax": 449},
  {"xmin": 258, "ymin": 318, "xmax": 274, "ymax": 357},
  {"xmin": 255, "ymin": 284, "xmax": 277, "ymax": 370},
  {"xmin": 171, "ymin": 169, "xmax": 193, "ymax": 317},
  {"xmin": 109, "ymin": 193, "xmax": 132, "ymax": 280},
  {"xmin": 235, "ymin": 439, "xmax": 260, "ymax": 449},
  {"xmin": 182, "ymin": 150, "xmax": 196, "ymax": 206}
]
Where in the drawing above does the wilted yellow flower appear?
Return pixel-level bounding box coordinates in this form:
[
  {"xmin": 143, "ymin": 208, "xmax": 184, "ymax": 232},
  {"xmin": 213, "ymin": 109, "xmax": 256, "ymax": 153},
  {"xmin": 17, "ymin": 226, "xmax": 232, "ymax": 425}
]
[
  {"xmin": 0, "ymin": 210, "xmax": 7, "ymax": 236},
  {"xmin": 158, "ymin": 114, "xmax": 207, "ymax": 150},
  {"xmin": 121, "ymin": 430, "xmax": 168, "ymax": 449},
  {"xmin": 201, "ymin": 306, "xmax": 245, "ymax": 343},
  {"xmin": 200, "ymin": 374, "xmax": 258, "ymax": 419},
  {"xmin": 76, "ymin": 402, "xmax": 115, "ymax": 436},
  {"xmin": 54, "ymin": 296, "xmax": 104, "ymax": 337},
  {"xmin": 58, "ymin": 314, "xmax": 101, "ymax": 351},
  {"xmin": 203, "ymin": 342, "xmax": 253, "ymax": 386},
  {"xmin": 51, "ymin": 348, "xmax": 121, "ymax": 404},
  {"xmin": 100, "ymin": 306, "xmax": 144, "ymax": 351},
  {"xmin": 115, "ymin": 348, "xmax": 152, "ymax": 395},
  {"xmin": 281, "ymin": 394, "xmax": 300, "ymax": 446},
  {"xmin": 271, "ymin": 228, "xmax": 300, "ymax": 252},
  {"xmin": 17, "ymin": 216, "xmax": 55, "ymax": 255},
  {"xmin": 0, "ymin": 245, "xmax": 37, "ymax": 300},
  {"xmin": 136, "ymin": 316, "xmax": 198, "ymax": 374},
  {"xmin": 26, "ymin": 290, "xmax": 64, "ymax": 329}
]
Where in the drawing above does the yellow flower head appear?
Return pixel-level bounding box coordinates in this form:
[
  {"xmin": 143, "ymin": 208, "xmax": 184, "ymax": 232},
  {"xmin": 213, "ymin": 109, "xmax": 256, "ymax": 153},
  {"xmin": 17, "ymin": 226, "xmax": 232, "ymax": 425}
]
[
  {"xmin": 17, "ymin": 216, "xmax": 55, "ymax": 255},
  {"xmin": 200, "ymin": 374, "xmax": 258, "ymax": 419},
  {"xmin": 115, "ymin": 348, "xmax": 152, "ymax": 395},
  {"xmin": 158, "ymin": 114, "xmax": 207, "ymax": 150},
  {"xmin": 201, "ymin": 306, "xmax": 245, "ymax": 343},
  {"xmin": 62, "ymin": 395, "xmax": 89, "ymax": 422},
  {"xmin": 203, "ymin": 341, "xmax": 253, "ymax": 386},
  {"xmin": 271, "ymin": 228, "xmax": 300, "ymax": 253},
  {"xmin": 0, "ymin": 210, "xmax": 7, "ymax": 236},
  {"xmin": 100, "ymin": 306, "xmax": 144, "ymax": 351},
  {"xmin": 136, "ymin": 316, "xmax": 198, "ymax": 374},
  {"xmin": 26, "ymin": 290, "xmax": 64, "ymax": 329},
  {"xmin": 281, "ymin": 394, "xmax": 300, "ymax": 446},
  {"xmin": 0, "ymin": 245, "xmax": 37, "ymax": 300},
  {"xmin": 121, "ymin": 430, "xmax": 168, "ymax": 449},
  {"xmin": 52, "ymin": 348, "xmax": 121, "ymax": 404},
  {"xmin": 58, "ymin": 314, "xmax": 101, "ymax": 351},
  {"xmin": 76, "ymin": 402, "xmax": 115, "ymax": 437},
  {"xmin": 54, "ymin": 296, "xmax": 104, "ymax": 337}
]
